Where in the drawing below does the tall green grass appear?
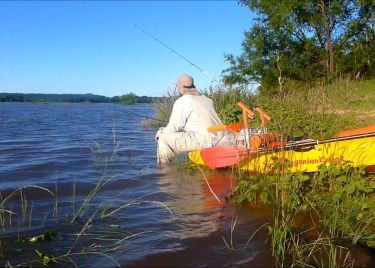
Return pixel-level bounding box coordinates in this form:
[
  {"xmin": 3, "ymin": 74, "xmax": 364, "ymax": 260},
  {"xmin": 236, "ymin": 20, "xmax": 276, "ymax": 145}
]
[
  {"xmin": 231, "ymin": 164, "xmax": 375, "ymax": 267},
  {"xmin": 153, "ymin": 79, "xmax": 375, "ymax": 139}
]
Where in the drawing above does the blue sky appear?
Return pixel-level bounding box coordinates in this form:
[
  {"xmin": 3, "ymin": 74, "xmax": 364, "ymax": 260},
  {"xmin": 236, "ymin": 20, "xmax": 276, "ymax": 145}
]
[{"xmin": 0, "ymin": 1, "xmax": 254, "ymax": 97}]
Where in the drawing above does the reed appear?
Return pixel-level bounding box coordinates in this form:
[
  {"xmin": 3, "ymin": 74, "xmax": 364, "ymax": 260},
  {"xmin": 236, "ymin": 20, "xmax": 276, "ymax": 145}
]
[
  {"xmin": 230, "ymin": 163, "xmax": 375, "ymax": 267},
  {"xmin": 0, "ymin": 127, "xmax": 174, "ymax": 267},
  {"xmin": 153, "ymin": 79, "xmax": 375, "ymax": 141},
  {"xmin": 151, "ymin": 91, "xmax": 179, "ymax": 128},
  {"xmin": 222, "ymin": 215, "xmax": 238, "ymax": 250}
]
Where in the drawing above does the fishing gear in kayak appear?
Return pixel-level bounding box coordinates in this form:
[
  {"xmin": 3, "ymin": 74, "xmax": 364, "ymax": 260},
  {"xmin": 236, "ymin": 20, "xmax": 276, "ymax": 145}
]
[
  {"xmin": 188, "ymin": 102, "xmax": 375, "ymax": 173},
  {"xmin": 127, "ymin": 111, "xmax": 165, "ymax": 123}
]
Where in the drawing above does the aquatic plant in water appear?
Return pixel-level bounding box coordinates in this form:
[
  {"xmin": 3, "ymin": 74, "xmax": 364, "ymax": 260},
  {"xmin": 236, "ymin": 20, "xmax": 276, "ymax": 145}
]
[
  {"xmin": 232, "ymin": 163, "xmax": 375, "ymax": 267},
  {"xmin": 0, "ymin": 128, "xmax": 173, "ymax": 267}
]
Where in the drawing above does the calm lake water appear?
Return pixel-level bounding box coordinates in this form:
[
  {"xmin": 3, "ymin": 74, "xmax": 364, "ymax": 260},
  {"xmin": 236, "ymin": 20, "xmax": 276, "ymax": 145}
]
[{"xmin": 0, "ymin": 102, "xmax": 274, "ymax": 267}]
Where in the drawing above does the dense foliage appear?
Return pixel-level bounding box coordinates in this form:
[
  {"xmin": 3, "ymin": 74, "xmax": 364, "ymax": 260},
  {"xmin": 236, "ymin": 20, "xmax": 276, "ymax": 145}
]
[
  {"xmin": 154, "ymin": 79, "xmax": 375, "ymax": 139},
  {"xmin": 223, "ymin": 0, "xmax": 375, "ymax": 94}
]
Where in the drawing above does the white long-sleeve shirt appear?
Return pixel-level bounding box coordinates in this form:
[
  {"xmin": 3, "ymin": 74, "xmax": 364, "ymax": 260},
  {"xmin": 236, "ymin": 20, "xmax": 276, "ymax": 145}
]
[{"xmin": 163, "ymin": 94, "xmax": 222, "ymax": 136}]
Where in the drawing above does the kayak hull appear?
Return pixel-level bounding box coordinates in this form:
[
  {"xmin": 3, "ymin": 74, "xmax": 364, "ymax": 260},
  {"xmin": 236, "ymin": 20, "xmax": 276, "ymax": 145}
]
[{"xmin": 189, "ymin": 136, "xmax": 375, "ymax": 173}]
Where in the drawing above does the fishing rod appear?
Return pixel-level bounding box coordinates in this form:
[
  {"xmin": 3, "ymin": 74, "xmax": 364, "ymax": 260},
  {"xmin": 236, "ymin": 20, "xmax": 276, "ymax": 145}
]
[
  {"xmin": 134, "ymin": 25, "xmax": 265, "ymax": 123},
  {"xmin": 127, "ymin": 111, "xmax": 165, "ymax": 122},
  {"xmin": 134, "ymin": 24, "xmax": 216, "ymax": 83},
  {"xmin": 134, "ymin": 25, "xmax": 261, "ymax": 111}
]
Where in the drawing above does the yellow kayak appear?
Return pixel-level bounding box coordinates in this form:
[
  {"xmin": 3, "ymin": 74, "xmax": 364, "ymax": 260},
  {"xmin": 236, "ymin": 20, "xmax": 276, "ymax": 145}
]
[
  {"xmin": 189, "ymin": 131, "xmax": 375, "ymax": 173},
  {"xmin": 190, "ymin": 102, "xmax": 375, "ymax": 173}
]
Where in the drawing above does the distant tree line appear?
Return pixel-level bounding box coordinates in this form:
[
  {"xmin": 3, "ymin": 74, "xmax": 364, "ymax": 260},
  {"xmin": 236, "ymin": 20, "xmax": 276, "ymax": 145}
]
[{"xmin": 0, "ymin": 92, "xmax": 166, "ymax": 104}]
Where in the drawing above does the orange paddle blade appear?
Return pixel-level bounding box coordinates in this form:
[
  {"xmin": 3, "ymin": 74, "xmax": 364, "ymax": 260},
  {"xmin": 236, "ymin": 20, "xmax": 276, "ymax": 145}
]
[
  {"xmin": 200, "ymin": 146, "xmax": 253, "ymax": 168},
  {"xmin": 207, "ymin": 122, "xmax": 243, "ymax": 132},
  {"xmin": 336, "ymin": 125, "xmax": 375, "ymax": 138}
]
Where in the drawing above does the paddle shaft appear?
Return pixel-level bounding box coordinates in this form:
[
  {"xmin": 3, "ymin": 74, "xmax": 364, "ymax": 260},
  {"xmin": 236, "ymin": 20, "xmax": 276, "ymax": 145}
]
[{"xmin": 260, "ymin": 131, "xmax": 375, "ymax": 153}]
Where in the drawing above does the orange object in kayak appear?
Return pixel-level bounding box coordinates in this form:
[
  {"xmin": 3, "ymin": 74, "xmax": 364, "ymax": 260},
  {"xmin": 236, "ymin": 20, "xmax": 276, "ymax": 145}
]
[
  {"xmin": 250, "ymin": 133, "xmax": 280, "ymax": 149},
  {"xmin": 337, "ymin": 125, "xmax": 375, "ymax": 138},
  {"xmin": 238, "ymin": 101, "xmax": 255, "ymax": 129},
  {"xmin": 255, "ymin": 107, "xmax": 272, "ymax": 127},
  {"xmin": 207, "ymin": 122, "xmax": 243, "ymax": 133}
]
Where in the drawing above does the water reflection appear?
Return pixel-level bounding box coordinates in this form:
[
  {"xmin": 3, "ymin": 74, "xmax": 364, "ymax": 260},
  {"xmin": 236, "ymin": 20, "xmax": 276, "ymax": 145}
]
[
  {"xmin": 127, "ymin": 166, "xmax": 275, "ymax": 267},
  {"xmin": 157, "ymin": 166, "xmax": 235, "ymax": 241}
]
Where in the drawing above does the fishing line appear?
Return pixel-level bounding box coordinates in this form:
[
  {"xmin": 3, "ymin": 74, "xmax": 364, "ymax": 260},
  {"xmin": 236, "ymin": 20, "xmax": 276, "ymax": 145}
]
[
  {"xmin": 134, "ymin": 25, "xmax": 261, "ymax": 121},
  {"xmin": 134, "ymin": 24, "xmax": 216, "ymax": 83},
  {"xmin": 127, "ymin": 111, "xmax": 165, "ymax": 122},
  {"xmin": 135, "ymin": 25, "xmax": 258, "ymax": 91}
]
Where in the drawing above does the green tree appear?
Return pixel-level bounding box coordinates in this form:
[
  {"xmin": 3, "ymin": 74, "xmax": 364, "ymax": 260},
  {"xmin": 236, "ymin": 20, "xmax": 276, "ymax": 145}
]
[
  {"xmin": 223, "ymin": 0, "xmax": 375, "ymax": 93},
  {"xmin": 119, "ymin": 92, "xmax": 138, "ymax": 105},
  {"xmin": 111, "ymin": 96, "xmax": 120, "ymax": 103}
]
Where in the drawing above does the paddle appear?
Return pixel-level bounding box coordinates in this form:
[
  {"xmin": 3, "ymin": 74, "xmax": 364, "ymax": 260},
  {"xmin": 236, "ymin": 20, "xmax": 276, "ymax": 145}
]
[
  {"xmin": 207, "ymin": 122, "xmax": 243, "ymax": 133},
  {"xmin": 200, "ymin": 146, "xmax": 253, "ymax": 169},
  {"xmin": 199, "ymin": 131, "xmax": 375, "ymax": 169},
  {"xmin": 337, "ymin": 124, "xmax": 375, "ymax": 138},
  {"xmin": 279, "ymin": 131, "xmax": 375, "ymax": 151}
]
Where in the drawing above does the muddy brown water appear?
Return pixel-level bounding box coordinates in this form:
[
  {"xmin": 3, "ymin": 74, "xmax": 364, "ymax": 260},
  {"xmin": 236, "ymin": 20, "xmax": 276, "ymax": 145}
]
[{"xmin": 0, "ymin": 103, "xmax": 374, "ymax": 267}]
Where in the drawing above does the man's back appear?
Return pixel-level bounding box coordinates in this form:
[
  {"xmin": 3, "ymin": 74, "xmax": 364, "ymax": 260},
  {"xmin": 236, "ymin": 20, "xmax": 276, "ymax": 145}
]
[
  {"xmin": 165, "ymin": 94, "xmax": 222, "ymax": 135},
  {"xmin": 178, "ymin": 94, "xmax": 222, "ymax": 134}
]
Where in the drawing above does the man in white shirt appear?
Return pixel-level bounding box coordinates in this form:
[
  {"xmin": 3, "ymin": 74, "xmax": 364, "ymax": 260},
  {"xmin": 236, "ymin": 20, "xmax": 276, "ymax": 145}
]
[{"xmin": 155, "ymin": 74, "xmax": 223, "ymax": 164}]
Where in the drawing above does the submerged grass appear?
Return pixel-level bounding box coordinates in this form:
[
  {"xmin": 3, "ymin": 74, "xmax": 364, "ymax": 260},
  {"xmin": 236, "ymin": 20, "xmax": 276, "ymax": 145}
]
[{"xmin": 0, "ymin": 128, "xmax": 174, "ymax": 267}]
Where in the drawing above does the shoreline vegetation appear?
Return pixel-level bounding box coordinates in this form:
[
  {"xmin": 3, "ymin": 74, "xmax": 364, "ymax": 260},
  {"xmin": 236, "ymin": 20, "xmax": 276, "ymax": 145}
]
[
  {"xmin": 154, "ymin": 77, "xmax": 375, "ymax": 267},
  {"xmin": 0, "ymin": 92, "xmax": 167, "ymax": 105},
  {"xmin": 154, "ymin": 78, "xmax": 375, "ymax": 139}
]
